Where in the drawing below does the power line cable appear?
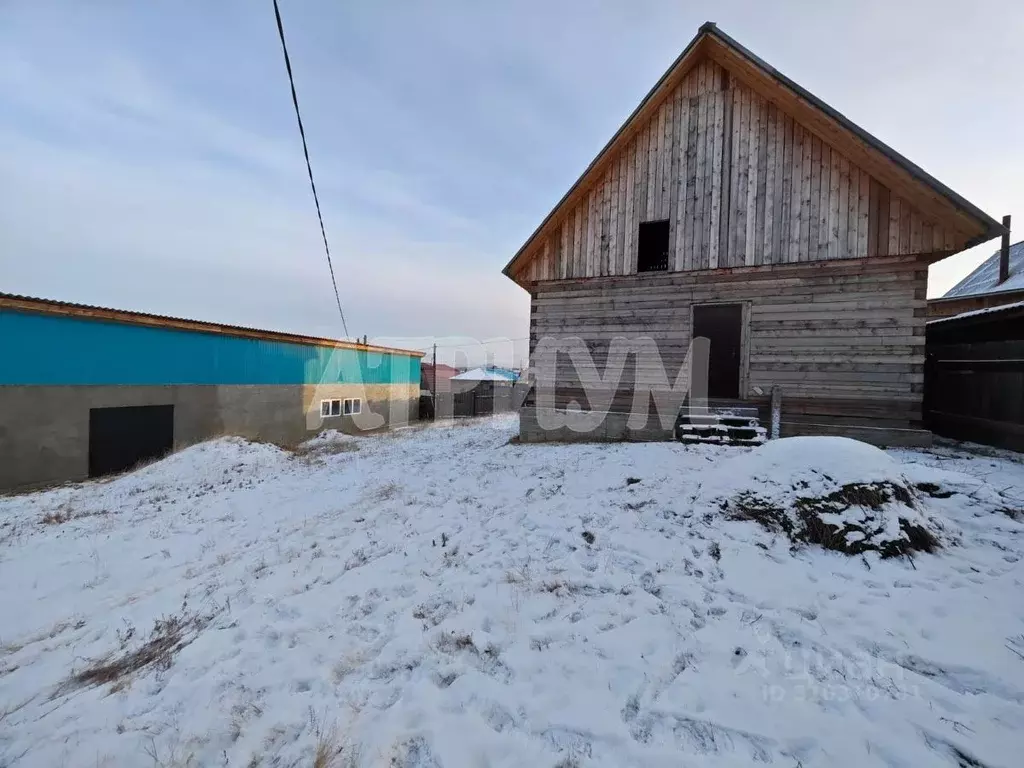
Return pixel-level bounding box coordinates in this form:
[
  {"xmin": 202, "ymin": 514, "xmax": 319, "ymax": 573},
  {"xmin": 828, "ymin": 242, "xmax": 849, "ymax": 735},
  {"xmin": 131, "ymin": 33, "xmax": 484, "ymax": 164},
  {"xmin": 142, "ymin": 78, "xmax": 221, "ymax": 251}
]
[
  {"xmin": 412, "ymin": 337, "xmax": 532, "ymax": 351},
  {"xmin": 272, "ymin": 0, "xmax": 350, "ymax": 338}
]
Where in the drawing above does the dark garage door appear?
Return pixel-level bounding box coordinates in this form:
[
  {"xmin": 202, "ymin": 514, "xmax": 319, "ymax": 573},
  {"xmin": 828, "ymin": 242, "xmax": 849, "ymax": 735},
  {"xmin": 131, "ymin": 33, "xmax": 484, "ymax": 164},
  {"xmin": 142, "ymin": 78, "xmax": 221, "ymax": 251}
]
[{"xmin": 89, "ymin": 405, "xmax": 174, "ymax": 478}]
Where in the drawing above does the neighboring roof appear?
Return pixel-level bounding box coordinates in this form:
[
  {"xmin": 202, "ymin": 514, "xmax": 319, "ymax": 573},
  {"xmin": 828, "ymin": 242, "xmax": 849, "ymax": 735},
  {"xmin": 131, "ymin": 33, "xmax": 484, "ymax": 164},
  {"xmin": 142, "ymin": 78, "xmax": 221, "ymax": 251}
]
[
  {"xmin": 451, "ymin": 367, "xmax": 519, "ymax": 382},
  {"xmin": 943, "ymin": 241, "xmax": 1024, "ymax": 298},
  {"xmin": 927, "ymin": 298, "xmax": 1024, "ymax": 326},
  {"xmin": 502, "ymin": 22, "xmax": 1005, "ymax": 279},
  {"xmin": 0, "ymin": 293, "xmax": 425, "ymax": 358},
  {"xmin": 421, "ymin": 363, "xmax": 461, "ymax": 389},
  {"xmin": 422, "ymin": 363, "xmax": 461, "ymax": 374}
]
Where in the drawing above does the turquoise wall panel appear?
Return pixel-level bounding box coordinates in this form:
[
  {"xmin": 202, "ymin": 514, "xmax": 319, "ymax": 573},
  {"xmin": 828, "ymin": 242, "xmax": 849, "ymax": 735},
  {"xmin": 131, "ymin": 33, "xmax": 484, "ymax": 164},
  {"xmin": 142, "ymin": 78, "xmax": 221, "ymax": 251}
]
[{"xmin": 0, "ymin": 310, "xmax": 420, "ymax": 386}]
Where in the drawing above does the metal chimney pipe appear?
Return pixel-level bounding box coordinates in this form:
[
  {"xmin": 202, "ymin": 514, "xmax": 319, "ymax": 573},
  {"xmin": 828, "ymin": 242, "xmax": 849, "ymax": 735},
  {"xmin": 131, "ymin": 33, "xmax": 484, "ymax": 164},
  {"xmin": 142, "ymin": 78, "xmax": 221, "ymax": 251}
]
[{"xmin": 999, "ymin": 215, "xmax": 1011, "ymax": 284}]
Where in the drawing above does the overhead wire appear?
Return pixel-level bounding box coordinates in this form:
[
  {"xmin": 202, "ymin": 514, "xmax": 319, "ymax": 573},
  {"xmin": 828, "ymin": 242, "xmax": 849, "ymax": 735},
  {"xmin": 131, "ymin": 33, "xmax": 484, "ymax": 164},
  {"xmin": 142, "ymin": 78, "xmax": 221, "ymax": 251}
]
[{"xmin": 271, "ymin": 0, "xmax": 350, "ymax": 338}]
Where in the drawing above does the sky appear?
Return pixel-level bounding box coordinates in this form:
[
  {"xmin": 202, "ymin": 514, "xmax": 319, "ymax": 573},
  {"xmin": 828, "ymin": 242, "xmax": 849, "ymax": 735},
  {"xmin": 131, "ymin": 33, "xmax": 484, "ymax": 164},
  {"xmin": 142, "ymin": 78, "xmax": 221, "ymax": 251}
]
[{"xmin": 2, "ymin": 1, "xmax": 1022, "ymax": 367}]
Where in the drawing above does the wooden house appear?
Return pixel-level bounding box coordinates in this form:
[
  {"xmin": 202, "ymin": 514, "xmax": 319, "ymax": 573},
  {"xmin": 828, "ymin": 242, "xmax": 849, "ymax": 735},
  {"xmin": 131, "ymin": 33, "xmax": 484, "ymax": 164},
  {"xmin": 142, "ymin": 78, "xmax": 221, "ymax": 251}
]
[
  {"xmin": 928, "ymin": 234, "xmax": 1024, "ymax": 319},
  {"xmin": 503, "ymin": 22, "xmax": 1005, "ymax": 446}
]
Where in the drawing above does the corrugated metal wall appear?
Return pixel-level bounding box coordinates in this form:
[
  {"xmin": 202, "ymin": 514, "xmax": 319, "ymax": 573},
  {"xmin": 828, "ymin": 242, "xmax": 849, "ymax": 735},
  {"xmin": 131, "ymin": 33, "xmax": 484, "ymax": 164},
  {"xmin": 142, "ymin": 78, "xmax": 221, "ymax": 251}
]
[{"xmin": 0, "ymin": 310, "xmax": 420, "ymax": 386}]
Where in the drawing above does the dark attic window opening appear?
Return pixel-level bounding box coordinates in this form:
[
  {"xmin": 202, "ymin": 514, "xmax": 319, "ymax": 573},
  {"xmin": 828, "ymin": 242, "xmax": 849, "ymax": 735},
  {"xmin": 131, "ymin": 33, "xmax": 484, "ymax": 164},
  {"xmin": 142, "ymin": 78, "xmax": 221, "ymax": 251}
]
[{"xmin": 637, "ymin": 220, "xmax": 670, "ymax": 272}]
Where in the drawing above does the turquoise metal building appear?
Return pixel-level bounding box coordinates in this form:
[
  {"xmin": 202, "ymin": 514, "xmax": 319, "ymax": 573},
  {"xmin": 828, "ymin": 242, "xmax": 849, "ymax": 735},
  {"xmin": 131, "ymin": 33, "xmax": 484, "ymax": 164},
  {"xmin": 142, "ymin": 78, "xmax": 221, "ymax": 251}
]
[{"xmin": 0, "ymin": 293, "xmax": 422, "ymax": 489}]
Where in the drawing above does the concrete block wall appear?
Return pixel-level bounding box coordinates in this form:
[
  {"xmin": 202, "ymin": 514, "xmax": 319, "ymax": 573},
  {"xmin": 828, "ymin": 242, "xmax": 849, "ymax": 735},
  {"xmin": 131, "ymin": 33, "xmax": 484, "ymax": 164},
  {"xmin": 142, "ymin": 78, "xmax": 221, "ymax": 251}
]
[
  {"xmin": 0, "ymin": 383, "xmax": 418, "ymax": 491},
  {"xmin": 519, "ymin": 406, "xmax": 673, "ymax": 443}
]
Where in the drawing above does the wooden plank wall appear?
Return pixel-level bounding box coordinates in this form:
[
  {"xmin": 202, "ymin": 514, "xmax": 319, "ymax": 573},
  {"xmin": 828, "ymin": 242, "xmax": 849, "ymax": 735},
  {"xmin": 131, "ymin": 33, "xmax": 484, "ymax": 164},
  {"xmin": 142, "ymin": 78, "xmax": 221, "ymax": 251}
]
[
  {"xmin": 529, "ymin": 255, "xmax": 928, "ymax": 426},
  {"xmin": 925, "ymin": 316, "xmax": 1024, "ymax": 450},
  {"xmin": 518, "ymin": 60, "xmax": 955, "ymax": 283}
]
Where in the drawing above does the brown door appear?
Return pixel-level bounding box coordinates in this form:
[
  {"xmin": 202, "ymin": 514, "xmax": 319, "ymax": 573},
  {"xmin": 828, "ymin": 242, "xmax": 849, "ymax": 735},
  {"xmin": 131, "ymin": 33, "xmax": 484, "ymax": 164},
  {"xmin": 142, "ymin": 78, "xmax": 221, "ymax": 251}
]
[{"xmin": 693, "ymin": 304, "xmax": 743, "ymax": 399}]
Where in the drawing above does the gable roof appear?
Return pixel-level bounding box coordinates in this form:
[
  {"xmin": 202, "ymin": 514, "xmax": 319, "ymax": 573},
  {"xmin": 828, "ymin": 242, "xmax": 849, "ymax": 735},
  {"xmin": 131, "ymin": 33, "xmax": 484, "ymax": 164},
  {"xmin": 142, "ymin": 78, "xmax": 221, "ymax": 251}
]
[
  {"xmin": 503, "ymin": 22, "xmax": 1004, "ymax": 280},
  {"xmin": 943, "ymin": 240, "xmax": 1024, "ymax": 298}
]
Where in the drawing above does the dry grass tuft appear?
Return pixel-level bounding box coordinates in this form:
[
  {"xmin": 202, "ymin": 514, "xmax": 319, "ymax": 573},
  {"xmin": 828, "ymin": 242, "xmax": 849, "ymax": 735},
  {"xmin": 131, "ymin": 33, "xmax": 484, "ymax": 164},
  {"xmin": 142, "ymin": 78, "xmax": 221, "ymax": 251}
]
[
  {"xmin": 309, "ymin": 709, "xmax": 358, "ymax": 768},
  {"xmin": 40, "ymin": 508, "xmax": 73, "ymax": 525},
  {"xmin": 61, "ymin": 606, "xmax": 214, "ymax": 694},
  {"xmin": 436, "ymin": 631, "xmax": 476, "ymax": 653},
  {"xmin": 371, "ymin": 482, "xmax": 402, "ymax": 502},
  {"xmin": 292, "ymin": 437, "xmax": 360, "ymax": 463},
  {"xmin": 38, "ymin": 503, "xmax": 108, "ymax": 526}
]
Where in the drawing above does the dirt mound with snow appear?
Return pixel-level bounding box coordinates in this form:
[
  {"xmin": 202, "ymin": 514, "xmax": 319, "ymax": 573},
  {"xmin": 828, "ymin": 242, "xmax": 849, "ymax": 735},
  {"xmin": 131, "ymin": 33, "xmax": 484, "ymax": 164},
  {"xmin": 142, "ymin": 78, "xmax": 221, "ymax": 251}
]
[
  {"xmin": 292, "ymin": 429, "xmax": 360, "ymax": 461},
  {"xmin": 695, "ymin": 436, "xmax": 943, "ymax": 558}
]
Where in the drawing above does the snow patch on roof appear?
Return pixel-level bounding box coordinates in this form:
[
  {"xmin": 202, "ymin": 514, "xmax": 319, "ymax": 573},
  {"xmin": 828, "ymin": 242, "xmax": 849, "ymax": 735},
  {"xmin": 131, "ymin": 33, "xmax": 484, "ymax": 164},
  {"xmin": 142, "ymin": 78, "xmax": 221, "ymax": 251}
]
[
  {"xmin": 943, "ymin": 241, "xmax": 1024, "ymax": 298},
  {"xmin": 451, "ymin": 367, "xmax": 518, "ymax": 381}
]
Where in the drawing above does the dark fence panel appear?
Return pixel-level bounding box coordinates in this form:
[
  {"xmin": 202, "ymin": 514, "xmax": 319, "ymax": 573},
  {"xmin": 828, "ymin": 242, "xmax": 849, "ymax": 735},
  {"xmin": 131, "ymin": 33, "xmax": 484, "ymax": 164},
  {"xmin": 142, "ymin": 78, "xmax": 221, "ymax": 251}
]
[
  {"xmin": 449, "ymin": 382, "xmax": 518, "ymax": 418},
  {"xmin": 925, "ymin": 331, "xmax": 1024, "ymax": 451}
]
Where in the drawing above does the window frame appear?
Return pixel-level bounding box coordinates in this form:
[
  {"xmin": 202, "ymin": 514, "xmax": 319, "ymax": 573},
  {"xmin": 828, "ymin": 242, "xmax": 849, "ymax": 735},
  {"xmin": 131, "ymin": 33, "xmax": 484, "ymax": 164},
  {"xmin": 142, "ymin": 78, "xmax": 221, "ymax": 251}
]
[{"xmin": 321, "ymin": 399, "xmax": 342, "ymax": 417}]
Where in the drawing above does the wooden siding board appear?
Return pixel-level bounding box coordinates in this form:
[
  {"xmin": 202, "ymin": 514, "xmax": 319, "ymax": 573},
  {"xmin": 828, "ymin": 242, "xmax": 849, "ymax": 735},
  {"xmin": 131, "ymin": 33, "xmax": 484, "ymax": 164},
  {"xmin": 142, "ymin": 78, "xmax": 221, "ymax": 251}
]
[
  {"xmin": 587, "ymin": 186, "xmax": 598, "ymax": 276},
  {"xmin": 807, "ymin": 134, "xmax": 821, "ymax": 263},
  {"xmin": 635, "ymin": 125, "xmax": 648, "ymax": 241},
  {"xmin": 846, "ymin": 154, "xmax": 858, "ymax": 259},
  {"xmin": 857, "ymin": 169, "xmax": 870, "ymax": 258},
  {"xmin": 753, "ymin": 95, "xmax": 769, "ymax": 266},
  {"xmin": 666, "ymin": 85, "xmax": 682, "ymax": 264},
  {"xmin": 799, "ymin": 125, "xmax": 813, "ymax": 262},
  {"xmin": 734, "ymin": 86, "xmax": 750, "ymax": 265},
  {"xmin": 624, "ymin": 138, "xmax": 637, "ymax": 274},
  {"xmin": 788, "ymin": 122, "xmax": 803, "ymax": 262},
  {"xmin": 617, "ymin": 150, "xmax": 628, "ymax": 274},
  {"xmin": 708, "ymin": 90, "xmax": 725, "ymax": 269},
  {"xmin": 900, "ymin": 196, "xmax": 912, "ymax": 254},
  {"xmin": 726, "ymin": 87, "xmax": 741, "ymax": 266},
  {"xmin": 817, "ymin": 144, "xmax": 831, "ymax": 260},
  {"xmin": 653, "ymin": 101, "xmax": 666, "ymax": 222},
  {"xmin": 674, "ymin": 89, "xmax": 691, "ymax": 271},
  {"xmin": 828, "ymin": 147, "xmax": 841, "ymax": 259},
  {"xmin": 644, "ymin": 114, "xmax": 657, "ymax": 222},
  {"xmin": 684, "ymin": 92, "xmax": 699, "ymax": 270},
  {"xmin": 702, "ymin": 90, "xmax": 716, "ymax": 268},
  {"xmin": 608, "ymin": 163, "xmax": 619, "ymax": 276},
  {"xmin": 837, "ymin": 154, "xmax": 850, "ymax": 259},
  {"xmin": 717, "ymin": 85, "xmax": 735, "ymax": 268},
  {"xmin": 763, "ymin": 103, "xmax": 778, "ymax": 264},
  {"xmin": 779, "ymin": 114, "xmax": 793, "ymax": 263},
  {"xmin": 663, "ymin": 79, "xmax": 676, "ymax": 219},
  {"xmin": 867, "ymin": 177, "xmax": 879, "ymax": 258},
  {"xmin": 575, "ymin": 202, "xmax": 585, "ymax": 277},
  {"xmin": 887, "ymin": 192, "xmax": 900, "ymax": 258},
  {"xmin": 876, "ymin": 185, "xmax": 891, "ymax": 258},
  {"xmin": 692, "ymin": 92, "xmax": 707, "ymax": 268}
]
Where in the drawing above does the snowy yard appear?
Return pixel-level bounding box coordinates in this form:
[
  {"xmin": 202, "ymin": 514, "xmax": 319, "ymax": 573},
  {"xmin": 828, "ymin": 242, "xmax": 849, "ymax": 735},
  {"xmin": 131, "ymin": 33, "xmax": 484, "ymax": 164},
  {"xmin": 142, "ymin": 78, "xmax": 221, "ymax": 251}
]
[{"xmin": 2, "ymin": 415, "xmax": 1024, "ymax": 767}]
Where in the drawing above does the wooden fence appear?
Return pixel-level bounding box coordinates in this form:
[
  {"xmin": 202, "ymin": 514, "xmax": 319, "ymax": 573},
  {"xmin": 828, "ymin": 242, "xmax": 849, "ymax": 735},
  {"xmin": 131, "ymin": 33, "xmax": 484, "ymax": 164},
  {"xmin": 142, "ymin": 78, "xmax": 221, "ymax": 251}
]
[{"xmin": 925, "ymin": 306, "xmax": 1024, "ymax": 451}]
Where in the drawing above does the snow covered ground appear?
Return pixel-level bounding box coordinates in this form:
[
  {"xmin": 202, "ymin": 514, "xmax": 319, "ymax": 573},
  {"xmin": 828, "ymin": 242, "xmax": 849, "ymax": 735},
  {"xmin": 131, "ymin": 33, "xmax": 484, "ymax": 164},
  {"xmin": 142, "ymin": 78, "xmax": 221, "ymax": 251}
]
[{"xmin": 1, "ymin": 416, "xmax": 1023, "ymax": 767}]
